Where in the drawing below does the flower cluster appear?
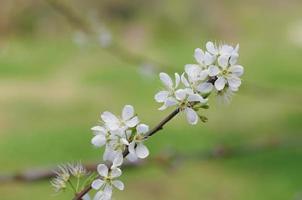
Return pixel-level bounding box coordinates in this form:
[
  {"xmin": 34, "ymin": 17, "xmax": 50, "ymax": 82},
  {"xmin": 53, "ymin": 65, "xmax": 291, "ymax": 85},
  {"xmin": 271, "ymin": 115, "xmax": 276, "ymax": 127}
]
[
  {"xmin": 155, "ymin": 41, "xmax": 244, "ymax": 124},
  {"xmin": 52, "ymin": 41, "xmax": 244, "ymax": 200},
  {"xmin": 90, "ymin": 105, "xmax": 150, "ymax": 199}
]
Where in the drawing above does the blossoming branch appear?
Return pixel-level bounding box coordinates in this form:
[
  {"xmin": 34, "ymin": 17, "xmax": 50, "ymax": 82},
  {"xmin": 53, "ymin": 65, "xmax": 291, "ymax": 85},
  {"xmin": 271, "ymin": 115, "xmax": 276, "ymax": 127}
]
[{"xmin": 51, "ymin": 41, "xmax": 244, "ymax": 200}]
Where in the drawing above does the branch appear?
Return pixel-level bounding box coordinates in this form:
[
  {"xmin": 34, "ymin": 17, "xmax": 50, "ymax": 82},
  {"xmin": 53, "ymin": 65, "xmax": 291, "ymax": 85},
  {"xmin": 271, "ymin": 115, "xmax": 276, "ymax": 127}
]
[
  {"xmin": 73, "ymin": 108, "xmax": 180, "ymax": 200},
  {"xmin": 46, "ymin": 0, "xmax": 166, "ymax": 69}
]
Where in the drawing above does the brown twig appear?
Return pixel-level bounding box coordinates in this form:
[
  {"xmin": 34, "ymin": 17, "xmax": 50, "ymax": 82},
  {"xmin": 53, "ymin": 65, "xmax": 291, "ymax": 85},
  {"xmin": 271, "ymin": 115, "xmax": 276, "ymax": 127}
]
[{"xmin": 73, "ymin": 108, "xmax": 180, "ymax": 200}]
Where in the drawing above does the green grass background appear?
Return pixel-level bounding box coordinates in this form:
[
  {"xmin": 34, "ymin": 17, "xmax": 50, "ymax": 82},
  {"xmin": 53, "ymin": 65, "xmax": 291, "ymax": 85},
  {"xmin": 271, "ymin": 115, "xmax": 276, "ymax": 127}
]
[{"xmin": 0, "ymin": 0, "xmax": 302, "ymax": 199}]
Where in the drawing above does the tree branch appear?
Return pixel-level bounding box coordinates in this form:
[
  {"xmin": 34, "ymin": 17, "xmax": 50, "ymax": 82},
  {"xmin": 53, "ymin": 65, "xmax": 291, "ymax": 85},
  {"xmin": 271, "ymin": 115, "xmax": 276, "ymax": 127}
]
[{"xmin": 73, "ymin": 108, "xmax": 180, "ymax": 200}]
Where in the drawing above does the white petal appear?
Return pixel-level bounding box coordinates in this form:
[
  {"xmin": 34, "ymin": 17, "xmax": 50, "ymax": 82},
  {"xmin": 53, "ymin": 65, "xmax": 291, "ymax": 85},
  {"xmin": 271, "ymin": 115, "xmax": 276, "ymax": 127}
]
[
  {"xmin": 125, "ymin": 116, "xmax": 139, "ymax": 127},
  {"xmin": 97, "ymin": 164, "xmax": 108, "ymax": 177},
  {"xmin": 112, "ymin": 153, "xmax": 123, "ymax": 168},
  {"xmin": 181, "ymin": 73, "xmax": 190, "ymax": 87},
  {"xmin": 208, "ymin": 65, "xmax": 220, "ymax": 76},
  {"xmin": 218, "ymin": 55, "xmax": 229, "ymax": 69},
  {"xmin": 91, "ymin": 179, "xmax": 104, "ymax": 190},
  {"xmin": 187, "ymin": 93, "xmax": 207, "ymax": 104},
  {"xmin": 110, "ymin": 167, "xmax": 122, "ymax": 178},
  {"xmin": 158, "ymin": 104, "xmax": 167, "ymax": 111},
  {"xmin": 120, "ymin": 138, "xmax": 129, "ymax": 145},
  {"xmin": 199, "ymin": 69, "xmax": 208, "ymax": 80},
  {"xmin": 215, "ymin": 77, "xmax": 226, "ymax": 91},
  {"xmin": 206, "ymin": 41, "xmax": 217, "ymax": 55},
  {"xmin": 136, "ymin": 143, "xmax": 149, "ymax": 158},
  {"xmin": 101, "ymin": 112, "xmax": 119, "ymax": 124},
  {"xmin": 229, "ymin": 55, "xmax": 238, "ymax": 65},
  {"xmin": 159, "ymin": 72, "xmax": 173, "ymax": 89},
  {"xmin": 175, "ymin": 89, "xmax": 187, "ymax": 101},
  {"xmin": 82, "ymin": 194, "xmax": 91, "ymax": 200},
  {"xmin": 204, "ymin": 52, "xmax": 214, "ymax": 65},
  {"xmin": 91, "ymin": 135, "xmax": 106, "ymax": 147},
  {"xmin": 185, "ymin": 107, "xmax": 198, "ymax": 125},
  {"xmin": 227, "ymin": 76, "xmax": 241, "ymax": 88},
  {"xmin": 194, "ymin": 48, "xmax": 204, "ymax": 64},
  {"xmin": 175, "ymin": 73, "xmax": 180, "ymax": 88},
  {"xmin": 126, "ymin": 151, "xmax": 138, "ymax": 162},
  {"xmin": 91, "ymin": 126, "xmax": 106, "ymax": 135},
  {"xmin": 229, "ymin": 65, "xmax": 244, "ymax": 77},
  {"xmin": 136, "ymin": 124, "xmax": 149, "ymax": 134},
  {"xmin": 112, "ymin": 180, "xmax": 124, "ymax": 191},
  {"xmin": 154, "ymin": 91, "xmax": 169, "ymax": 103},
  {"xmin": 93, "ymin": 191, "xmax": 103, "ymax": 200},
  {"xmin": 128, "ymin": 142, "xmax": 136, "ymax": 155},
  {"xmin": 197, "ymin": 82, "xmax": 213, "ymax": 94},
  {"xmin": 165, "ymin": 97, "xmax": 178, "ymax": 107},
  {"xmin": 103, "ymin": 185, "xmax": 112, "ymax": 199},
  {"xmin": 122, "ymin": 105, "xmax": 134, "ymax": 121}
]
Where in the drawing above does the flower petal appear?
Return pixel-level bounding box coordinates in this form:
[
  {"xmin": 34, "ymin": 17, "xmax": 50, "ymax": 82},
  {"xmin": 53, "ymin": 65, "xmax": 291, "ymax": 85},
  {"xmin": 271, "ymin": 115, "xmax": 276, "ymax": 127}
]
[
  {"xmin": 181, "ymin": 73, "xmax": 190, "ymax": 87},
  {"xmin": 204, "ymin": 52, "xmax": 215, "ymax": 65},
  {"xmin": 97, "ymin": 164, "xmax": 108, "ymax": 177},
  {"xmin": 188, "ymin": 93, "xmax": 207, "ymax": 104},
  {"xmin": 136, "ymin": 124, "xmax": 149, "ymax": 134},
  {"xmin": 159, "ymin": 72, "xmax": 173, "ymax": 89},
  {"xmin": 154, "ymin": 91, "xmax": 169, "ymax": 103},
  {"xmin": 175, "ymin": 73, "xmax": 180, "ymax": 88},
  {"xmin": 112, "ymin": 153, "xmax": 123, "ymax": 168},
  {"xmin": 227, "ymin": 76, "xmax": 241, "ymax": 88},
  {"xmin": 218, "ymin": 55, "xmax": 229, "ymax": 69},
  {"xmin": 197, "ymin": 82, "xmax": 213, "ymax": 94},
  {"xmin": 112, "ymin": 180, "xmax": 124, "ymax": 191},
  {"xmin": 136, "ymin": 143, "xmax": 149, "ymax": 158},
  {"xmin": 208, "ymin": 65, "xmax": 220, "ymax": 76},
  {"xmin": 194, "ymin": 48, "xmax": 204, "ymax": 64},
  {"xmin": 165, "ymin": 97, "xmax": 178, "ymax": 107},
  {"xmin": 91, "ymin": 126, "xmax": 106, "ymax": 135},
  {"xmin": 101, "ymin": 112, "xmax": 119, "ymax": 124},
  {"xmin": 122, "ymin": 105, "xmax": 134, "ymax": 121},
  {"xmin": 91, "ymin": 179, "xmax": 104, "ymax": 190},
  {"xmin": 175, "ymin": 89, "xmax": 187, "ymax": 101},
  {"xmin": 206, "ymin": 41, "xmax": 217, "ymax": 55},
  {"xmin": 229, "ymin": 65, "xmax": 244, "ymax": 77},
  {"xmin": 91, "ymin": 135, "xmax": 106, "ymax": 147},
  {"xmin": 215, "ymin": 77, "xmax": 226, "ymax": 91},
  {"xmin": 103, "ymin": 185, "xmax": 112, "ymax": 199},
  {"xmin": 125, "ymin": 116, "xmax": 139, "ymax": 127},
  {"xmin": 110, "ymin": 167, "xmax": 122, "ymax": 178},
  {"xmin": 185, "ymin": 107, "xmax": 198, "ymax": 125}
]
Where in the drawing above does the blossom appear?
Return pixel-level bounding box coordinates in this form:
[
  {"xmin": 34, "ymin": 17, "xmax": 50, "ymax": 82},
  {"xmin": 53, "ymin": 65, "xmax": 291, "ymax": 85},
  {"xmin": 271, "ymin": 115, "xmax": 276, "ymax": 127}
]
[
  {"xmin": 154, "ymin": 72, "xmax": 180, "ymax": 110},
  {"xmin": 91, "ymin": 164, "xmax": 124, "ymax": 200},
  {"xmin": 50, "ymin": 177, "xmax": 67, "ymax": 192},
  {"xmin": 174, "ymin": 88, "xmax": 207, "ymax": 125},
  {"xmin": 127, "ymin": 124, "xmax": 150, "ymax": 161},
  {"xmin": 101, "ymin": 105, "xmax": 139, "ymax": 132}
]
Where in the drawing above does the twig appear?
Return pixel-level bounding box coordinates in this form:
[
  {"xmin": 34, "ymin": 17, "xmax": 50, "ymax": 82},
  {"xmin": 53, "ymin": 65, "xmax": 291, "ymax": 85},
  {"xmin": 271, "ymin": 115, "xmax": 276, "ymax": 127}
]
[{"xmin": 46, "ymin": 0, "xmax": 167, "ymax": 69}]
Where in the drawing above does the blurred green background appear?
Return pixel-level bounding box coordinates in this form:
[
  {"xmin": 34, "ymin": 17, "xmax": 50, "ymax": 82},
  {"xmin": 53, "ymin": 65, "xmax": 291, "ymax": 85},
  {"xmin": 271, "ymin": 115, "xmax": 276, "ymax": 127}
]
[{"xmin": 0, "ymin": 0, "xmax": 302, "ymax": 199}]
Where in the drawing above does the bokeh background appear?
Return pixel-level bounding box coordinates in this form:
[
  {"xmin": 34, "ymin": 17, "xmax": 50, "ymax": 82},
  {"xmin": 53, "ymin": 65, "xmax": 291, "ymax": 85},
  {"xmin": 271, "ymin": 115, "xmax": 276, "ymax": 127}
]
[{"xmin": 0, "ymin": 0, "xmax": 302, "ymax": 199}]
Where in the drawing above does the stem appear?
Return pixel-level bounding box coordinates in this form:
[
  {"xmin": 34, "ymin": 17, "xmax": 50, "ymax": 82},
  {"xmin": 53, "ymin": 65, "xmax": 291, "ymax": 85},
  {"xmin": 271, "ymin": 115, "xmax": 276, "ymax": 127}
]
[
  {"xmin": 73, "ymin": 108, "xmax": 180, "ymax": 200},
  {"xmin": 68, "ymin": 179, "xmax": 77, "ymax": 193},
  {"xmin": 76, "ymin": 177, "xmax": 80, "ymax": 192}
]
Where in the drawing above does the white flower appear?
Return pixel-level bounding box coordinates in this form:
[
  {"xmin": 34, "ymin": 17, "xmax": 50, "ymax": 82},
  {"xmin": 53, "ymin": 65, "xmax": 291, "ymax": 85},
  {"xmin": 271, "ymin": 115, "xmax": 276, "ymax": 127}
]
[
  {"xmin": 208, "ymin": 64, "xmax": 244, "ymax": 91},
  {"xmin": 92, "ymin": 164, "xmax": 124, "ymax": 200},
  {"xmin": 101, "ymin": 105, "xmax": 139, "ymax": 132},
  {"xmin": 154, "ymin": 72, "xmax": 180, "ymax": 110},
  {"xmin": 175, "ymin": 88, "xmax": 207, "ymax": 125},
  {"xmin": 127, "ymin": 124, "xmax": 150, "ymax": 161},
  {"xmin": 194, "ymin": 48, "xmax": 215, "ymax": 66}
]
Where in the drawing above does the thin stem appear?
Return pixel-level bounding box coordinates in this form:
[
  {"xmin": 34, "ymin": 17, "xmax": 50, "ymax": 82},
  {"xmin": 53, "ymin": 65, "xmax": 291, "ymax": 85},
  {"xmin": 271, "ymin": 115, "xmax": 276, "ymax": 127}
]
[
  {"xmin": 73, "ymin": 108, "xmax": 180, "ymax": 200},
  {"xmin": 76, "ymin": 177, "xmax": 80, "ymax": 192},
  {"xmin": 68, "ymin": 179, "xmax": 77, "ymax": 193}
]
